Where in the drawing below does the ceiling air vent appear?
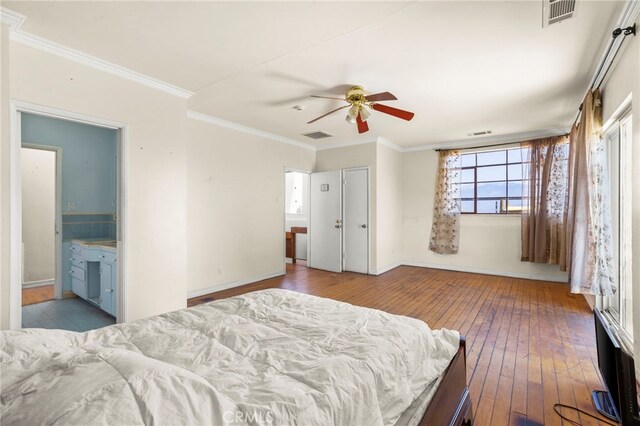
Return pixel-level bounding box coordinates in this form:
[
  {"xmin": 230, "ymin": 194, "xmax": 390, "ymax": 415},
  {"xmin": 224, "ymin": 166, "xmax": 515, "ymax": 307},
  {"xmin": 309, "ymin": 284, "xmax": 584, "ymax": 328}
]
[
  {"xmin": 543, "ymin": 0, "xmax": 578, "ymax": 27},
  {"xmin": 302, "ymin": 131, "xmax": 333, "ymax": 140},
  {"xmin": 467, "ymin": 130, "xmax": 493, "ymax": 137}
]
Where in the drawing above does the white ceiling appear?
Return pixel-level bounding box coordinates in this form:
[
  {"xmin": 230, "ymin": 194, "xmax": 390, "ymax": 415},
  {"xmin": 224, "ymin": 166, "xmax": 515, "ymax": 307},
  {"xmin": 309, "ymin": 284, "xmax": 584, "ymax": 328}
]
[{"xmin": 5, "ymin": 1, "xmax": 623, "ymax": 148}]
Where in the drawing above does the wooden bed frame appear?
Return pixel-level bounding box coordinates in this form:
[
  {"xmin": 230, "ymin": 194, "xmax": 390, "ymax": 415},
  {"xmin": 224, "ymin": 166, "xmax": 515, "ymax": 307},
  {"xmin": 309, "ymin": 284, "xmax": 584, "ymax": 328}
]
[{"xmin": 418, "ymin": 337, "xmax": 472, "ymax": 426}]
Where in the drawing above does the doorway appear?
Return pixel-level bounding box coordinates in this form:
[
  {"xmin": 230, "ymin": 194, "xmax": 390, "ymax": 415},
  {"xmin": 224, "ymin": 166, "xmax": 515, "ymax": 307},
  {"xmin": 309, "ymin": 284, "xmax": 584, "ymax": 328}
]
[
  {"xmin": 308, "ymin": 168, "xmax": 369, "ymax": 274},
  {"xmin": 284, "ymin": 169, "xmax": 310, "ymax": 269},
  {"xmin": 21, "ymin": 146, "xmax": 59, "ymax": 306},
  {"xmin": 9, "ymin": 102, "xmax": 126, "ymax": 331}
]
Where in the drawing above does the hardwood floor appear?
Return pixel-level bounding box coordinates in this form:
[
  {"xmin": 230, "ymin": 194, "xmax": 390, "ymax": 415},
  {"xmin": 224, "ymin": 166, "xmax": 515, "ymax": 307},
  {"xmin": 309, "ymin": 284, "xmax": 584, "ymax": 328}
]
[
  {"xmin": 22, "ymin": 284, "xmax": 54, "ymax": 306},
  {"xmin": 189, "ymin": 264, "xmax": 607, "ymax": 426}
]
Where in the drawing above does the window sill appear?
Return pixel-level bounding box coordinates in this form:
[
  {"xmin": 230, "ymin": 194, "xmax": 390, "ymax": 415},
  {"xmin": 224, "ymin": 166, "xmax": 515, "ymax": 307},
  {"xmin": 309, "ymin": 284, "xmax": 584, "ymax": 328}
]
[{"xmin": 602, "ymin": 309, "xmax": 635, "ymax": 352}]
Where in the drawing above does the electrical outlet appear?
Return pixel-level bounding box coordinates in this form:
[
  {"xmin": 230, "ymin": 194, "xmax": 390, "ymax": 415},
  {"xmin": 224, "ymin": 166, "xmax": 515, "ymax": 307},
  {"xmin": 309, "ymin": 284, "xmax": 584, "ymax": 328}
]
[
  {"xmin": 217, "ymin": 266, "xmax": 223, "ymax": 276},
  {"xmin": 67, "ymin": 202, "xmax": 76, "ymax": 211}
]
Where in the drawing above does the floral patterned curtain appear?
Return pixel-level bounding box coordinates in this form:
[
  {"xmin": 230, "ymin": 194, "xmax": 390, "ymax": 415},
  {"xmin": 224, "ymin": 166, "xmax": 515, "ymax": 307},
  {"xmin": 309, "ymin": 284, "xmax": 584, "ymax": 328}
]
[
  {"xmin": 429, "ymin": 150, "xmax": 461, "ymax": 254},
  {"xmin": 521, "ymin": 136, "xmax": 570, "ymax": 268},
  {"xmin": 565, "ymin": 89, "xmax": 616, "ymax": 296}
]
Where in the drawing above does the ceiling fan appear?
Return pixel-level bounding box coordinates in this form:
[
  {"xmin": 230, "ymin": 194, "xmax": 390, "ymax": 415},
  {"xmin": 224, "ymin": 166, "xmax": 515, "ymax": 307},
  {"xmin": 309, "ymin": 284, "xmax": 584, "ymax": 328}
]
[{"xmin": 307, "ymin": 85, "xmax": 415, "ymax": 134}]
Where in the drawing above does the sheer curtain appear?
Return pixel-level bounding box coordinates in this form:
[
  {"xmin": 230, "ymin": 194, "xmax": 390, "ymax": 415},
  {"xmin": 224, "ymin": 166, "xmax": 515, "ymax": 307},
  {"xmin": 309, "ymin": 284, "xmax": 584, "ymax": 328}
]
[
  {"xmin": 429, "ymin": 150, "xmax": 461, "ymax": 254},
  {"xmin": 565, "ymin": 89, "xmax": 616, "ymax": 296},
  {"xmin": 521, "ymin": 135, "xmax": 570, "ymax": 268}
]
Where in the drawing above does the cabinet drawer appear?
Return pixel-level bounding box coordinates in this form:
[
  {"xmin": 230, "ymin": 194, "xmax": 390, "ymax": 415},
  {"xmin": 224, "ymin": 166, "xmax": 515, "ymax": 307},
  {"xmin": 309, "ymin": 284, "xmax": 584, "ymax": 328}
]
[
  {"xmin": 99, "ymin": 252, "xmax": 117, "ymax": 264},
  {"xmin": 71, "ymin": 277, "xmax": 87, "ymax": 299},
  {"xmin": 70, "ymin": 265, "xmax": 86, "ymax": 281},
  {"xmin": 70, "ymin": 244, "xmax": 84, "ymax": 256},
  {"xmin": 70, "ymin": 255, "xmax": 86, "ymax": 269}
]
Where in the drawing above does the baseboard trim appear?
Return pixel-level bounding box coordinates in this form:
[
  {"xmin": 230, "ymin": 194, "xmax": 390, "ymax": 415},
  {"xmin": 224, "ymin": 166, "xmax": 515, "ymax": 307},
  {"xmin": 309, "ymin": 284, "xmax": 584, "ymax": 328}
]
[
  {"xmin": 187, "ymin": 261, "xmax": 567, "ymax": 299},
  {"xmin": 22, "ymin": 279, "xmax": 54, "ymax": 289},
  {"xmin": 401, "ymin": 260, "xmax": 568, "ymax": 283},
  {"xmin": 583, "ymin": 294, "xmax": 597, "ymax": 310},
  {"xmin": 370, "ymin": 261, "xmax": 568, "ymax": 282},
  {"xmin": 61, "ymin": 291, "xmax": 76, "ymax": 299},
  {"xmin": 374, "ymin": 262, "xmax": 403, "ymax": 276},
  {"xmin": 187, "ymin": 270, "xmax": 285, "ymax": 299}
]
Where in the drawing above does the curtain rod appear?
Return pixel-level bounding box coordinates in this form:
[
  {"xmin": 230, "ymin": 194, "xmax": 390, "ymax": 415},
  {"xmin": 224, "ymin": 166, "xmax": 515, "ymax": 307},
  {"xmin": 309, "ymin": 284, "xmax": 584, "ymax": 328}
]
[
  {"xmin": 433, "ymin": 135, "xmax": 568, "ymax": 152},
  {"xmin": 570, "ymin": 24, "xmax": 635, "ymax": 130},
  {"xmin": 435, "ymin": 23, "xmax": 637, "ymax": 153}
]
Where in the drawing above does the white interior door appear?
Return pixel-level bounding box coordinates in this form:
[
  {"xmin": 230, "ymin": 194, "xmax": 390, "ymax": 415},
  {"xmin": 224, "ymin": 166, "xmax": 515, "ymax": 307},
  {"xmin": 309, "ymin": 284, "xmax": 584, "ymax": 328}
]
[
  {"xmin": 343, "ymin": 169, "xmax": 369, "ymax": 274},
  {"xmin": 309, "ymin": 171, "xmax": 342, "ymax": 272}
]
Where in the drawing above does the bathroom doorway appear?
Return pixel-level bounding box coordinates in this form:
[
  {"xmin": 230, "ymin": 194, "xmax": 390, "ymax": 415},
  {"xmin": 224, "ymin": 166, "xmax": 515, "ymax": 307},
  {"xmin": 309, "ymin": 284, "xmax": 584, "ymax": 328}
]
[
  {"xmin": 19, "ymin": 112, "xmax": 119, "ymax": 331},
  {"xmin": 21, "ymin": 146, "xmax": 59, "ymax": 306},
  {"xmin": 284, "ymin": 169, "xmax": 310, "ymax": 270}
]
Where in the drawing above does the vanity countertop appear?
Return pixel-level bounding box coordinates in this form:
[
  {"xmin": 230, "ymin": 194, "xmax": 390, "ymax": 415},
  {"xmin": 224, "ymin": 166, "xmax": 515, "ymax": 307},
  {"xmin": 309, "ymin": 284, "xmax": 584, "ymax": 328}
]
[{"xmin": 71, "ymin": 239, "xmax": 117, "ymax": 251}]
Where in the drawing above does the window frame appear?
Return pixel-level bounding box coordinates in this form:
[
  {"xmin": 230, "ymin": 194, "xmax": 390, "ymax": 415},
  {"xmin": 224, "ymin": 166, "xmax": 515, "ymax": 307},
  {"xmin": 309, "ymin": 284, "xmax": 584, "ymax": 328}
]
[
  {"xmin": 459, "ymin": 148, "xmax": 525, "ymax": 215},
  {"xmin": 285, "ymin": 171, "xmax": 307, "ymax": 217},
  {"xmin": 601, "ymin": 108, "xmax": 633, "ymax": 348}
]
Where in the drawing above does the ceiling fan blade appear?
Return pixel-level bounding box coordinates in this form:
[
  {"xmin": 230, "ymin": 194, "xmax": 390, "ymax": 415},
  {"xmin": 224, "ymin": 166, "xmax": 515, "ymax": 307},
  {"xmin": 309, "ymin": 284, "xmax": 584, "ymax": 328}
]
[
  {"xmin": 356, "ymin": 113, "xmax": 369, "ymax": 134},
  {"xmin": 310, "ymin": 95, "xmax": 346, "ymax": 101},
  {"xmin": 307, "ymin": 105, "xmax": 349, "ymax": 124},
  {"xmin": 371, "ymin": 103, "xmax": 414, "ymax": 121},
  {"xmin": 365, "ymin": 92, "xmax": 397, "ymax": 102}
]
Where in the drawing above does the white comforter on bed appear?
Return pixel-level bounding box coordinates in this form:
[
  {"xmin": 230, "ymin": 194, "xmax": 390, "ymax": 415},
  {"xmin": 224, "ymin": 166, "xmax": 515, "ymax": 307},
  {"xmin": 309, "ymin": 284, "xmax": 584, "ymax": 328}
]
[{"xmin": 1, "ymin": 289, "xmax": 459, "ymax": 426}]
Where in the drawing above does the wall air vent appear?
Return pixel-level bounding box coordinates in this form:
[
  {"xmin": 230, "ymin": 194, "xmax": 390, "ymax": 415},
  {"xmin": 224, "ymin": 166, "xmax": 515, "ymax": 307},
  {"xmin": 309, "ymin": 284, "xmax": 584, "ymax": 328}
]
[
  {"xmin": 302, "ymin": 131, "xmax": 334, "ymax": 140},
  {"xmin": 543, "ymin": 0, "xmax": 578, "ymax": 27},
  {"xmin": 467, "ymin": 130, "xmax": 493, "ymax": 137}
]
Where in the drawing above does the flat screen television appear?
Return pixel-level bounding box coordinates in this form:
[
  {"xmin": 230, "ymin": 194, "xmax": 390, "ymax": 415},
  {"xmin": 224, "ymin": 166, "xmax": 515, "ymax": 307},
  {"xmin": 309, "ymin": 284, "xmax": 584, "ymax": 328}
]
[{"xmin": 593, "ymin": 309, "xmax": 640, "ymax": 425}]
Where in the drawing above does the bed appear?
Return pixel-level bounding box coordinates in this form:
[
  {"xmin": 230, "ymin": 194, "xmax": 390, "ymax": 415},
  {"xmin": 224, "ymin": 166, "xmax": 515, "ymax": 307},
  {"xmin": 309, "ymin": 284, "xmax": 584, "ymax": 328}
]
[{"xmin": 1, "ymin": 289, "xmax": 472, "ymax": 425}]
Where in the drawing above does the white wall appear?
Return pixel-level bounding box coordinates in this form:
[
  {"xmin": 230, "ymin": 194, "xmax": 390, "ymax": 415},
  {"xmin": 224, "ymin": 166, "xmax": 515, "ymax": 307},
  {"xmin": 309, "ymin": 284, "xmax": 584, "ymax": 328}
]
[
  {"xmin": 21, "ymin": 147, "xmax": 55, "ymax": 284},
  {"xmin": 186, "ymin": 118, "xmax": 315, "ymax": 297},
  {"xmin": 1, "ymin": 23, "xmax": 11, "ymax": 328},
  {"xmin": 402, "ymin": 148, "xmax": 569, "ymax": 282},
  {"xmin": 600, "ymin": 13, "xmax": 640, "ymax": 377},
  {"xmin": 316, "ymin": 142, "xmax": 378, "ymax": 272},
  {"xmin": 376, "ymin": 143, "xmax": 403, "ymax": 272},
  {"xmin": 7, "ymin": 42, "xmax": 189, "ymax": 322}
]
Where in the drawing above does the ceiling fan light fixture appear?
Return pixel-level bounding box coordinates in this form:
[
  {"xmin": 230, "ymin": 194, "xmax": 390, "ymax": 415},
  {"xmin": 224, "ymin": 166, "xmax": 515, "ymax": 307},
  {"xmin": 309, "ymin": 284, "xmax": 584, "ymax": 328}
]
[
  {"xmin": 308, "ymin": 86, "xmax": 414, "ymax": 133},
  {"xmin": 346, "ymin": 104, "xmax": 359, "ymax": 124},
  {"xmin": 359, "ymin": 106, "xmax": 371, "ymax": 121}
]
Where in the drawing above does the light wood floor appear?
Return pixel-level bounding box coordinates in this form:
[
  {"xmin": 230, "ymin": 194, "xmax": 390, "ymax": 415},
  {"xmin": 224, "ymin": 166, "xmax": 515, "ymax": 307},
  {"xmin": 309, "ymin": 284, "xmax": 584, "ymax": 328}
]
[
  {"xmin": 189, "ymin": 264, "xmax": 607, "ymax": 426},
  {"xmin": 22, "ymin": 284, "xmax": 54, "ymax": 306}
]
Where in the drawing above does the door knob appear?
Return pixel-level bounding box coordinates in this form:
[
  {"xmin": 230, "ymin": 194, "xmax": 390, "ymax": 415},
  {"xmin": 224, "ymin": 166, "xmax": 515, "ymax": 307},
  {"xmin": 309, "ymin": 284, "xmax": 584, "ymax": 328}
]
[
  {"xmin": 361, "ymin": 224, "xmax": 367, "ymax": 228},
  {"xmin": 335, "ymin": 224, "xmax": 342, "ymax": 229}
]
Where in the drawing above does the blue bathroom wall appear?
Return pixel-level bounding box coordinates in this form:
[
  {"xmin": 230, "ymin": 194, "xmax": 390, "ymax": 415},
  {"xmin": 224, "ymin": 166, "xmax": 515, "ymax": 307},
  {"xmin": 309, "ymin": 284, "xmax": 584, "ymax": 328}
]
[{"xmin": 21, "ymin": 113, "xmax": 117, "ymax": 214}]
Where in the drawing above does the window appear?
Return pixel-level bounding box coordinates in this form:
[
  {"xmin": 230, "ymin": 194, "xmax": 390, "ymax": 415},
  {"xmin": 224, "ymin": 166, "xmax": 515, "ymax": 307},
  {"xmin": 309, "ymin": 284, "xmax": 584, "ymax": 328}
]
[
  {"xmin": 603, "ymin": 110, "xmax": 633, "ymax": 344},
  {"xmin": 285, "ymin": 171, "xmax": 307, "ymax": 215},
  {"xmin": 459, "ymin": 147, "xmax": 527, "ymax": 214}
]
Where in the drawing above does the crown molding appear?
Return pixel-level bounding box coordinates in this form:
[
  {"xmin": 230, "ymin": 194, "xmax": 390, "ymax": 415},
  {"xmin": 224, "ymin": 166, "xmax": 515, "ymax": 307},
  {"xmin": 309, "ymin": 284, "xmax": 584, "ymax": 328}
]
[
  {"xmin": 2, "ymin": 7, "xmax": 193, "ymax": 99},
  {"xmin": 377, "ymin": 136, "xmax": 405, "ymax": 153},
  {"xmin": 589, "ymin": 0, "xmax": 640, "ymax": 93},
  {"xmin": 317, "ymin": 128, "xmax": 567, "ymax": 154},
  {"xmin": 618, "ymin": 0, "xmax": 640, "ymax": 29},
  {"xmin": 402, "ymin": 128, "xmax": 567, "ymax": 152},
  {"xmin": 1, "ymin": 7, "xmax": 25, "ymax": 30},
  {"xmin": 314, "ymin": 137, "xmax": 379, "ymax": 152},
  {"xmin": 187, "ymin": 110, "xmax": 316, "ymax": 151}
]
